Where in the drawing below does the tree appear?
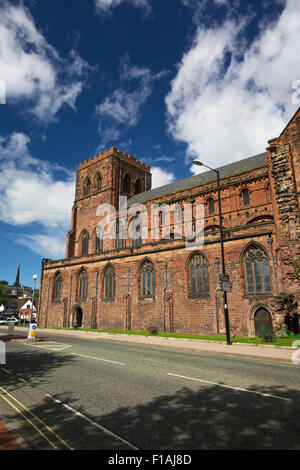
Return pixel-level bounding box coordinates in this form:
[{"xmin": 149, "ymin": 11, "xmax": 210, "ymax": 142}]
[{"xmin": 0, "ymin": 282, "xmax": 8, "ymax": 307}]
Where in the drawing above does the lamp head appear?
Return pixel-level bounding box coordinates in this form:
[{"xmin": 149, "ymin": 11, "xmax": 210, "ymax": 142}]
[
  {"xmin": 33, "ymin": 274, "xmax": 38, "ymax": 280},
  {"xmin": 193, "ymin": 160, "xmax": 203, "ymax": 166}
]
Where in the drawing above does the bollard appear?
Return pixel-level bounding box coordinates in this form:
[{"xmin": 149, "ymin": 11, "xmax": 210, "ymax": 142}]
[
  {"xmin": 27, "ymin": 323, "xmax": 37, "ymax": 340},
  {"xmin": 8, "ymin": 322, "xmax": 15, "ymax": 336}
]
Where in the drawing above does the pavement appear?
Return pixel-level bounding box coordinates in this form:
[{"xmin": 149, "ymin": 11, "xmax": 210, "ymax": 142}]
[{"xmin": 0, "ymin": 326, "xmax": 298, "ymax": 450}]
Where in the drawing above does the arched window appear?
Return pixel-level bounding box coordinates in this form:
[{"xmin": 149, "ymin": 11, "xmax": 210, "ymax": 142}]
[
  {"xmin": 134, "ymin": 179, "xmax": 142, "ymax": 194},
  {"xmin": 96, "ymin": 232, "xmax": 103, "ymax": 254},
  {"xmin": 82, "ymin": 231, "xmax": 89, "ymax": 256},
  {"xmin": 83, "ymin": 178, "xmax": 91, "ymax": 197},
  {"xmin": 242, "ymin": 188, "xmax": 250, "ymax": 206},
  {"xmin": 140, "ymin": 260, "xmax": 155, "ymax": 298},
  {"xmin": 115, "ymin": 219, "xmax": 126, "ymax": 250},
  {"xmin": 244, "ymin": 245, "xmax": 271, "ymax": 294},
  {"xmin": 123, "ymin": 174, "xmax": 131, "ymax": 194},
  {"xmin": 104, "ymin": 265, "xmax": 115, "ymax": 299},
  {"xmin": 132, "ymin": 223, "xmax": 142, "ymax": 247},
  {"xmin": 96, "ymin": 173, "xmax": 102, "ymax": 191},
  {"xmin": 53, "ymin": 273, "xmax": 62, "ymax": 302},
  {"xmin": 207, "ymin": 198, "xmax": 215, "ymax": 215},
  {"xmin": 189, "ymin": 253, "xmax": 209, "ymax": 297},
  {"xmin": 78, "ymin": 269, "xmax": 88, "ymax": 300}
]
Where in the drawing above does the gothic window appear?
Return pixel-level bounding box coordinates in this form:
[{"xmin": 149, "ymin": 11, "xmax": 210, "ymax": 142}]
[
  {"xmin": 96, "ymin": 231, "xmax": 103, "ymax": 254},
  {"xmin": 78, "ymin": 269, "xmax": 88, "ymax": 300},
  {"xmin": 82, "ymin": 231, "xmax": 89, "ymax": 256},
  {"xmin": 97, "ymin": 173, "xmax": 102, "ymax": 191},
  {"xmin": 189, "ymin": 253, "xmax": 209, "ymax": 297},
  {"xmin": 123, "ymin": 174, "xmax": 131, "ymax": 194},
  {"xmin": 115, "ymin": 220, "xmax": 126, "ymax": 250},
  {"xmin": 134, "ymin": 179, "xmax": 142, "ymax": 195},
  {"xmin": 244, "ymin": 245, "xmax": 271, "ymax": 294},
  {"xmin": 140, "ymin": 260, "xmax": 155, "ymax": 298},
  {"xmin": 242, "ymin": 188, "xmax": 250, "ymax": 206},
  {"xmin": 104, "ymin": 265, "xmax": 115, "ymax": 299},
  {"xmin": 207, "ymin": 198, "xmax": 215, "ymax": 215},
  {"xmin": 132, "ymin": 223, "xmax": 142, "ymax": 247},
  {"xmin": 83, "ymin": 178, "xmax": 91, "ymax": 197},
  {"xmin": 53, "ymin": 273, "xmax": 62, "ymax": 302}
]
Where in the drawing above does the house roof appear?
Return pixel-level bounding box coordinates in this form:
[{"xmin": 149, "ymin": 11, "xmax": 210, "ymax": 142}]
[
  {"xmin": 5, "ymin": 297, "xmax": 38, "ymax": 312},
  {"xmin": 128, "ymin": 151, "xmax": 268, "ymax": 206}
]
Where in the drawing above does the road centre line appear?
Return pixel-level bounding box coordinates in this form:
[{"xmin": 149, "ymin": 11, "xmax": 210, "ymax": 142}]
[
  {"xmin": 71, "ymin": 352, "xmax": 126, "ymax": 365},
  {"xmin": 167, "ymin": 373, "xmax": 291, "ymax": 402},
  {"xmin": 25, "ymin": 342, "xmax": 72, "ymax": 351},
  {"xmin": 45, "ymin": 394, "xmax": 139, "ymax": 450},
  {"xmin": 0, "ymin": 386, "xmax": 73, "ymax": 450}
]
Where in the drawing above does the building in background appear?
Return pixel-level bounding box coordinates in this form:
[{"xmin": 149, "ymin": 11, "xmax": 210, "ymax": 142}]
[
  {"xmin": 3, "ymin": 265, "xmax": 33, "ymax": 299},
  {"xmin": 38, "ymin": 108, "xmax": 300, "ymax": 337}
]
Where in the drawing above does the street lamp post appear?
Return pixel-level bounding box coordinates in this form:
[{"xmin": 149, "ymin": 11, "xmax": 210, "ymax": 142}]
[
  {"xmin": 193, "ymin": 160, "xmax": 231, "ymax": 345},
  {"xmin": 30, "ymin": 275, "xmax": 38, "ymax": 324}
]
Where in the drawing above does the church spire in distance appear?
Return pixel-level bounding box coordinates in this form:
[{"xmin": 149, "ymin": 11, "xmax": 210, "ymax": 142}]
[{"xmin": 13, "ymin": 264, "xmax": 20, "ymax": 287}]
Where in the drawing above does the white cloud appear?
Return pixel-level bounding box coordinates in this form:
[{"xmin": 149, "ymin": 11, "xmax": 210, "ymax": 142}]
[
  {"xmin": 166, "ymin": 0, "xmax": 300, "ymax": 171},
  {"xmin": 94, "ymin": 0, "xmax": 151, "ymax": 14},
  {"xmin": 15, "ymin": 233, "xmax": 67, "ymax": 259},
  {"xmin": 151, "ymin": 166, "xmax": 175, "ymax": 189},
  {"xmin": 96, "ymin": 55, "xmax": 167, "ymax": 147},
  {"xmin": 0, "ymin": 2, "xmax": 90, "ymax": 123},
  {"xmin": 0, "ymin": 133, "xmax": 75, "ymax": 258}
]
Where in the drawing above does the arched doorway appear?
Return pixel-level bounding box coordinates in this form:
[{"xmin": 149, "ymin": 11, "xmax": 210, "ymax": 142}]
[
  {"xmin": 254, "ymin": 307, "xmax": 273, "ymax": 336},
  {"xmin": 72, "ymin": 305, "xmax": 83, "ymax": 328}
]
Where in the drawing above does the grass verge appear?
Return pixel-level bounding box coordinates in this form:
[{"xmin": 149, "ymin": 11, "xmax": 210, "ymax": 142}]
[{"xmin": 27, "ymin": 325, "xmax": 300, "ymax": 347}]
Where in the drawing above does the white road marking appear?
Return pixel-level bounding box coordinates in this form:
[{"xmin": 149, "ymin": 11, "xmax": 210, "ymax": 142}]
[
  {"xmin": 71, "ymin": 352, "xmax": 126, "ymax": 366},
  {"xmin": 167, "ymin": 373, "xmax": 291, "ymax": 402},
  {"xmin": 25, "ymin": 342, "xmax": 72, "ymax": 352},
  {"xmin": 1, "ymin": 368, "xmax": 12, "ymax": 375},
  {"xmin": 45, "ymin": 394, "xmax": 139, "ymax": 450}
]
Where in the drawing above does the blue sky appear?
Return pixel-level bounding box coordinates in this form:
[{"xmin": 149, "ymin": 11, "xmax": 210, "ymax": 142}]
[{"xmin": 0, "ymin": 0, "xmax": 299, "ymax": 289}]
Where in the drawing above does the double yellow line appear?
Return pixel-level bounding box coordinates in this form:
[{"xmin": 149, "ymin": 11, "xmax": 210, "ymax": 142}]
[{"xmin": 0, "ymin": 386, "xmax": 73, "ymax": 450}]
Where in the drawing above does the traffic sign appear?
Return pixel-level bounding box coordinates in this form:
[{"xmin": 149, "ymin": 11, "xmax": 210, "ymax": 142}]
[
  {"xmin": 222, "ymin": 281, "xmax": 233, "ymax": 292},
  {"xmin": 27, "ymin": 323, "xmax": 37, "ymax": 340}
]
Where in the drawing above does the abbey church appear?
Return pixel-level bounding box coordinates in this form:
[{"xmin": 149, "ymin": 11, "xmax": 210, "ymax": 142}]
[{"xmin": 38, "ymin": 108, "xmax": 300, "ymax": 337}]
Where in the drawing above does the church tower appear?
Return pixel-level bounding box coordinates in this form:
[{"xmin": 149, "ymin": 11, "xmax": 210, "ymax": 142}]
[{"xmin": 65, "ymin": 147, "xmax": 151, "ymax": 258}]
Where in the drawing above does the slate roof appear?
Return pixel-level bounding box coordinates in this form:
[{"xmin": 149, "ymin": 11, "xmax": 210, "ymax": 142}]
[{"xmin": 128, "ymin": 152, "xmax": 268, "ymax": 206}]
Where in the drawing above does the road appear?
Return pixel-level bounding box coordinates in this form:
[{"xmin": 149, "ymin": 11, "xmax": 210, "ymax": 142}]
[{"xmin": 0, "ymin": 327, "xmax": 300, "ymax": 450}]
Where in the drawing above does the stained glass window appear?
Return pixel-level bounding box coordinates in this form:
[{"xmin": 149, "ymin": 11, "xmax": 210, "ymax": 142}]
[
  {"xmin": 189, "ymin": 253, "xmax": 209, "ymax": 296},
  {"xmin": 244, "ymin": 246, "xmax": 271, "ymax": 293},
  {"xmin": 141, "ymin": 260, "xmax": 155, "ymax": 297},
  {"xmin": 78, "ymin": 269, "xmax": 88, "ymax": 299}
]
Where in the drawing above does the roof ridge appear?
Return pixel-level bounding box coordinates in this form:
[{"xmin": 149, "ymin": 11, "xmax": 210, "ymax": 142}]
[{"xmin": 128, "ymin": 151, "xmax": 268, "ymax": 206}]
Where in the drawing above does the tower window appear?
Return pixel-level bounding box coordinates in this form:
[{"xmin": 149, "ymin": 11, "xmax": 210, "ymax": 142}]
[
  {"xmin": 123, "ymin": 174, "xmax": 131, "ymax": 194},
  {"xmin": 82, "ymin": 231, "xmax": 89, "ymax": 256},
  {"xmin": 83, "ymin": 178, "xmax": 91, "ymax": 197},
  {"xmin": 134, "ymin": 179, "xmax": 142, "ymax": 195},
  {"xmin": 97, "ymin": 174, "xmax": 102, "ymax": 191}
]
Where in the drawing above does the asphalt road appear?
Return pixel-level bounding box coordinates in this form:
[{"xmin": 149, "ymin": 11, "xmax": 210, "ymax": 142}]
[{"xmin": 0, "ymin": 328, "xmax": 300, "ymax": 450}]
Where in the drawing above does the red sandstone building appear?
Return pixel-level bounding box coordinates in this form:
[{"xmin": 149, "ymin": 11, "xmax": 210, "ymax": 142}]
[{"xmin": 38, "ymin": 108, "xmax": 300, "ymax": 337}]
